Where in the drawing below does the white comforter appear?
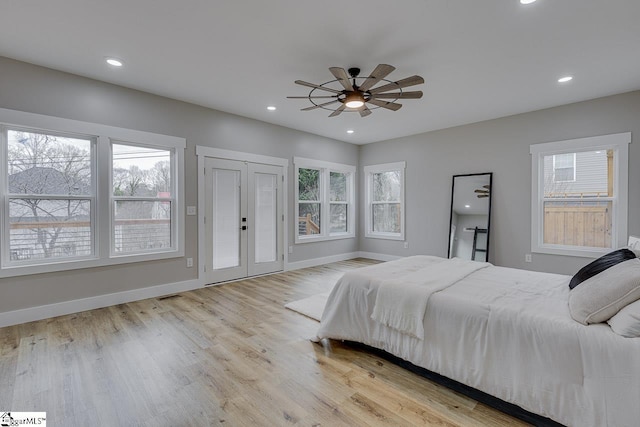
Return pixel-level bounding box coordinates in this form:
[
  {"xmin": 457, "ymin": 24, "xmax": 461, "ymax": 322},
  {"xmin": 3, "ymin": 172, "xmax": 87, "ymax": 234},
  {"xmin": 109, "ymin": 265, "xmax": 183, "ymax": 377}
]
[
  {"xmin": 316, "ymin": 256, "xmax": 640, "ymax": 427},
  {"xmin": 372, "ymin": 257, "xmax": 489, "ymax": 339}
]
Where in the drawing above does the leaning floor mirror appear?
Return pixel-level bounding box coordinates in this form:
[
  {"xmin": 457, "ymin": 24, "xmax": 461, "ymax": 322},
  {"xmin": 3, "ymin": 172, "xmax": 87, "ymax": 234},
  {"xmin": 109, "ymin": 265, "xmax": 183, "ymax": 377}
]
[{"xmin": 448, "ymin": 172, "xmax": 493, "ymax": 262}]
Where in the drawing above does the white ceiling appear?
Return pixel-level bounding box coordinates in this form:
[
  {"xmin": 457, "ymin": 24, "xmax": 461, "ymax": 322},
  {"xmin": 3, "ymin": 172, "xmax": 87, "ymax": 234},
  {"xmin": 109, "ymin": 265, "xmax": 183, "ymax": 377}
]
[{"xmin": 1, "ymin": 1, "xmax": 640, "ymax": 145}]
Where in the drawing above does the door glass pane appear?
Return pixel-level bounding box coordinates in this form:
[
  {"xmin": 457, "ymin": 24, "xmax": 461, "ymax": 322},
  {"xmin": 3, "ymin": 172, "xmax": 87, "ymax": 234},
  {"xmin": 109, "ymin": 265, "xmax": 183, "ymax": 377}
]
[
  {"xmin": 255, "ymin": 173, "xmax": 277, "ymax": 263},
  {"xmin": 212, "ymin": 169, "xmax": 240, "ymax": 269}
]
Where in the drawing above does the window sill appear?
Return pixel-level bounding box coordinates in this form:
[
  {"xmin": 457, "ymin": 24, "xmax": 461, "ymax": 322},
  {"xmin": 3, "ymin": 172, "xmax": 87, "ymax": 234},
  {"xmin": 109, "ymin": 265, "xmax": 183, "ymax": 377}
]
[
  {"xmin": 365, "ymin": 232, "xmax": 405, "ymax": 241},
  {"xmin": 0, "ymin": 249, "xmax": 184, "ymax": 278},
  {"xmin": 295, "ymin": 233, "xmax": 355, "ymax": 244},
  {"xmin": 531, "ymin": 244, "xmax": 612, "ymax": 259}
]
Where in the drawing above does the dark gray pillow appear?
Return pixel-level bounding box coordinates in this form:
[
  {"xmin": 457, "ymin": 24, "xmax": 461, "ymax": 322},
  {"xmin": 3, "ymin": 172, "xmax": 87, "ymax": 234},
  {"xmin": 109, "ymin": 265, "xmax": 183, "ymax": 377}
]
[{"xmin": 569, "ymin": 248, "xmax": 636, "ymax": 290}]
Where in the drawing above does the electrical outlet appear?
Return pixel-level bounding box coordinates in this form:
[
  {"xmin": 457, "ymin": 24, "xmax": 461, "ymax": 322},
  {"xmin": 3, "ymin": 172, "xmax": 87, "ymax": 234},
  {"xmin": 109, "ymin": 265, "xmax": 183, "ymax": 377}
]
[
  {"xmin": 186, "ymin": 257, "xmax": 193, "ymax": 267},
  {"xmin": 404, "ymin": 242, "xmax": 409, "ymax": 249},
  {"xmin": 525, "ymin": 254, "xmax": 532, "ymax": 263},
  {"xmin": 186, "ymin": 206, "xmax": 197, "ymax": 216}
]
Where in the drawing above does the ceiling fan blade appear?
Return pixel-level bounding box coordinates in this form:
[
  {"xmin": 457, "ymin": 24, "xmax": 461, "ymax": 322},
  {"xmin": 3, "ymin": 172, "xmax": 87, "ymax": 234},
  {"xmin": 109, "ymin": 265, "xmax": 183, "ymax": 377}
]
[
  {"xmin": 329, "ymin": 67, "xmax": 353, "ymax": 91},
  {"xmin": 477, "ymin": 195, "xmax": 489, "ymax": 198},
  {"xmin": 367, "ymin": 99, "xmax": 402, "ymax": 111},
  {"xmin": 329, "ymin": 104, "xmax": 346, "ymax": 117},
  {"xmin": 474, "ymin": 189, "xmax": 489, "ymax": 193},
  {"xmin": 369, "ymin": 75, "xmax": 425, "ymax": 94},
  {"xmin": 359, "ymin": 106, "xmax": 372, "ymax": 117},
  {"xmin": 358, "ymin": 64, "xmax": 396, "ymax": 92},
  {"xmin": 370, "ymin": 91, "xmax": 423, "ymax": 99},
  {"xmin": 287, "ymin": 95, "xmax": 337, "ymax": 99},
  {"xmin": 301, "ymin": 100, "xmax": 339, "ymax": 111},
  {"xmin": 295, "ymin": 80, "xmax": 343, "ymax": 94},
  {"xmin": 483, "ymin": 184, "xmax": 491, "ymax": 189}
]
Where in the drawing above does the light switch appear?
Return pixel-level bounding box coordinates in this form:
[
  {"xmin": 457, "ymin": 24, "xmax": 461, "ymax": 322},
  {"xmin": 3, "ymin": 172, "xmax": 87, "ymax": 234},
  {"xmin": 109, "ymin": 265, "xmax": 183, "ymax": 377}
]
[{"xmin": 186, "ymin": 206, "xmax": 197, "ymax": 215}]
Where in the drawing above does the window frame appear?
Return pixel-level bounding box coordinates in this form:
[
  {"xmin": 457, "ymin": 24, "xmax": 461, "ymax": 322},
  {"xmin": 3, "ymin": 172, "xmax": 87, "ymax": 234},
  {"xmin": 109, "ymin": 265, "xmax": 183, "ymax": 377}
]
[
  {"xmin": 530, "ymin": 132, "xmax": 630, "ymax": 258},
  {"xmin": 294, "ymin": 157, "xmax": 355, "ymax": 244},
  {"xmin": 364, "ymin": 161, "xmax": 406, "ymax": 241},
  {"xmin": 110, "ymin": 140, "xmax": 177, "ymax": 257},
  {"xmin": 0, "ymin": 107, "xmax": 185, "ymax": 278},
  {"xmin": 329, "ymin": 171, "xmax": 350, "ymax": 235},
  {"xmin": 3, "ymin": 126, "xmax": 98, "ymax": 266}
]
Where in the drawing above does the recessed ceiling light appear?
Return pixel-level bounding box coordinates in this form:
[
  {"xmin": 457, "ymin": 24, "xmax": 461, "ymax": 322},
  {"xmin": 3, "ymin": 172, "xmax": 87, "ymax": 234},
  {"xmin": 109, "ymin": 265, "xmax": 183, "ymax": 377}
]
[
  {"xmin": 465, "ymin": 204, "xmax": 471, "ymax": 208},
  {"xmin": 520, "ymin": 0, "xmax": 537, "ymax": 4},
  {"xmin": 347, "ymin": 130, "xmax": 354, "ymax": 134},
  {"xmin": 267, "ymin": 106, "xmax": 276, "ymax": 111},
  {"xmin": 558, "ymin": 76, "xmax": 573, "ymax": 83},
  {"xmin": 105, "ymin": 58, "xmax": 123, "ymax": 67}
]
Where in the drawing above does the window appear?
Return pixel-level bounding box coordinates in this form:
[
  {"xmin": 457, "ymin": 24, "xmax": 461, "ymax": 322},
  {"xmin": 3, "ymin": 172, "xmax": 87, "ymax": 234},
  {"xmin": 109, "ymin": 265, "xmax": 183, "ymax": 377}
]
[
  {"xmin": 6, "ymin": 129, "xmax": 95, "ymax": 264},
  {"xmin": 298, "ymin": 167, "xmax": 322, "ymax": 236},
  {"xmin": 530, "ymin": 133, "xmax": 630, "ymax": 257},
  {"xmin": 553, "ymin": 153, "xmax": 576, "ymax": 182},
  {"xmin": 364, "ymin": 162, "xmax": 405, "ymax": 240},
  {"xmin": 294, "ymin": 157, "xmax": 355, "ymax": 243},
  {"xmin": 0, "ymin": 107, "xmax": 185, "ymax": 277},
  {"xmin": 112, "ymin": 143, "xmax": 174, "ymax": 255},
  {"xmin": 329, "ymin": 172, "xmax": 348, "ymax": 233}
]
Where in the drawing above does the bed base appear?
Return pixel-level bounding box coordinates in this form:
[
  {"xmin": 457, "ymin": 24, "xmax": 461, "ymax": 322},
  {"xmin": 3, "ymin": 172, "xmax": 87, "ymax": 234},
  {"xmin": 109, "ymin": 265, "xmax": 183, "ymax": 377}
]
[{"xmin": 346, "ymin": 341, "xmax": 565, "ymax": 427}]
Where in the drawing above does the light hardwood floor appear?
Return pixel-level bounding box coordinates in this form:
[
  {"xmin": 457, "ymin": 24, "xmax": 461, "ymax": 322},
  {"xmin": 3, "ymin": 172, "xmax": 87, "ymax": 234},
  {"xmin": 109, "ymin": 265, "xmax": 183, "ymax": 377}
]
[{"xmin": 0, "ymin": 259, "xmax": 529, "ymax": 426}]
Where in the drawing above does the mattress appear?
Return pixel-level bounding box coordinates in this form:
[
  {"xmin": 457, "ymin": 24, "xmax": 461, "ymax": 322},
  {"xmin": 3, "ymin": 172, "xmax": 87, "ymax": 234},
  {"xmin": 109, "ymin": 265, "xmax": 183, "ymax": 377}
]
[{"xmin": 316, "ymin": 256, "xmax": 640, "ymax": 427}]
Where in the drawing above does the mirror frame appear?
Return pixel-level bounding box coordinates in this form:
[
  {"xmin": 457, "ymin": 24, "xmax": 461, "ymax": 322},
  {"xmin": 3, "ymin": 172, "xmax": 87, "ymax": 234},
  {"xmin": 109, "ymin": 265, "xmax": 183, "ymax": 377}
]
[{"xmin": 447, "ymin": 172, "xmax": 493, "ymax": 261}]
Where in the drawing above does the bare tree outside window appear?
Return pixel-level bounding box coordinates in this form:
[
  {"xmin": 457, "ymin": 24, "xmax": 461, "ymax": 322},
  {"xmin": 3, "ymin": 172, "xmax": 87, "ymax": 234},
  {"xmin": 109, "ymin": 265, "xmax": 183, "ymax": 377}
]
[
  {"xmin": 372, "ymin": 170, "xmax": 401, "ymax": 233},
  {"xmin": 112, "ymin": 143, "xmax": 173, "ymax": 253},
  {"xmin": 329, "ymin": 172, "xmax": 348, "ymax": 233},
  {"xmin": 7, "ymin": 130, "xmax": 93, "ymax": 261}
]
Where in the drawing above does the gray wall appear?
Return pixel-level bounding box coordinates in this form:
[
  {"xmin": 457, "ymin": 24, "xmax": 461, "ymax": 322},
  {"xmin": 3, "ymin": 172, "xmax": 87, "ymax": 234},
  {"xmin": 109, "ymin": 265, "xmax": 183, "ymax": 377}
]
[
  {"xmin": 359, "ymin": 90, "xmax": 640, "ymax": 275},
  {"xmin": 0, "ymin": 57, "xmax": 359, "ymax": 313},
  {"xmin": 1, "ymin": 55, "xmax": 638, "ymax": 315}
]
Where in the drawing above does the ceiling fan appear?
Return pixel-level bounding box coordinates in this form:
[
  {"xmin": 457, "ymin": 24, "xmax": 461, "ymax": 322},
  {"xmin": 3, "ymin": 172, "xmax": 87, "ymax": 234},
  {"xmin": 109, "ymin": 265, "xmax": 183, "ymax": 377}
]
[
  {"xmin": 475, "ymin": 185, "xmax": 491, "ymax": 198},
  {"xmin": 288, "ymin": 64, "xmax": 424, "ymax": 117}
]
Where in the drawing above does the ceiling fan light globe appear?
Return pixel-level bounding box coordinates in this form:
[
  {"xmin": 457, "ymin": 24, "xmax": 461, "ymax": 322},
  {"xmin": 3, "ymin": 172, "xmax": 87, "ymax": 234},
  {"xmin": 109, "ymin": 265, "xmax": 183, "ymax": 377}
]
[{"xmin": 345, "ymin": 100, "xmax": 365, "ymax": 109}]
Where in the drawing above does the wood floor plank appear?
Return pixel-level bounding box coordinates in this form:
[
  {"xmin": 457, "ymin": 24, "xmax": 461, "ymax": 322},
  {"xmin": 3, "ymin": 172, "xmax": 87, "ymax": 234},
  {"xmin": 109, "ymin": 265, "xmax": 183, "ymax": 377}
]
[{"xmin": 0, "ymin": 258, "xmax": 531, "ymax": 426}]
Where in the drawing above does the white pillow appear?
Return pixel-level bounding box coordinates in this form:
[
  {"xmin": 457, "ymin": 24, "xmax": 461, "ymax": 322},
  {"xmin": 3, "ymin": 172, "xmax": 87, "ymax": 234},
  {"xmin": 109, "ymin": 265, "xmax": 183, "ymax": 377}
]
[
  {"xmin": 569, "ymin": 258, "xmax": 640, "ymax": 325},
  {"xmin": 608, "ymin": 299, "xmax": 640, "ymax": 337}
]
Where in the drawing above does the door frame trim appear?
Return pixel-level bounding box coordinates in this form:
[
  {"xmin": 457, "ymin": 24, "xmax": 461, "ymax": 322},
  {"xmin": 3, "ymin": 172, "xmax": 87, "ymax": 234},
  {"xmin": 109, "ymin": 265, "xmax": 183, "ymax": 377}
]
[{"xmin": 196, "ymin": 146, "xmax": 289, "ymax": 282}]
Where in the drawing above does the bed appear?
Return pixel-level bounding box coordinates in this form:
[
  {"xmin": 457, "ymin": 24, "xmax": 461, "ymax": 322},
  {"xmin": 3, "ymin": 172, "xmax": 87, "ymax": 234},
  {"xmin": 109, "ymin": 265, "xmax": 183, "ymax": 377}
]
[{"xmin": 315, "ymin": 255, "xmax": 640, "ymax": 427}]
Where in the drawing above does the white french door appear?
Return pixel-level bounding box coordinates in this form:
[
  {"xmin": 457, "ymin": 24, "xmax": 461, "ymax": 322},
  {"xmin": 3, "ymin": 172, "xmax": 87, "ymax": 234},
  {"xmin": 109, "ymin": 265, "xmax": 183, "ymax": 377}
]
[{"xmin": 205, "ymin": 158, "xmax": 283, "ymax": 283}]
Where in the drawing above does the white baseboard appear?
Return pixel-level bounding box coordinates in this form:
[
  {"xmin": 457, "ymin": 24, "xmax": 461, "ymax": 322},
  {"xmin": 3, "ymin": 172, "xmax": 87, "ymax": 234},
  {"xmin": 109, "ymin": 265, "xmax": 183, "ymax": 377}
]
[
  {"xmin": 0, "ymin": 278, "xmax": 203, "ymax": 328},
  {"xmin": 1, "ymin": 251, "xmax": 402, "ymax": 328},
  {"xmin": 286, "ymin": 252, "xmax": 360, "ymax": 271},
  {"xmin": 357, "ymin": 251, "xmax": 403, "ymax": 262}
]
